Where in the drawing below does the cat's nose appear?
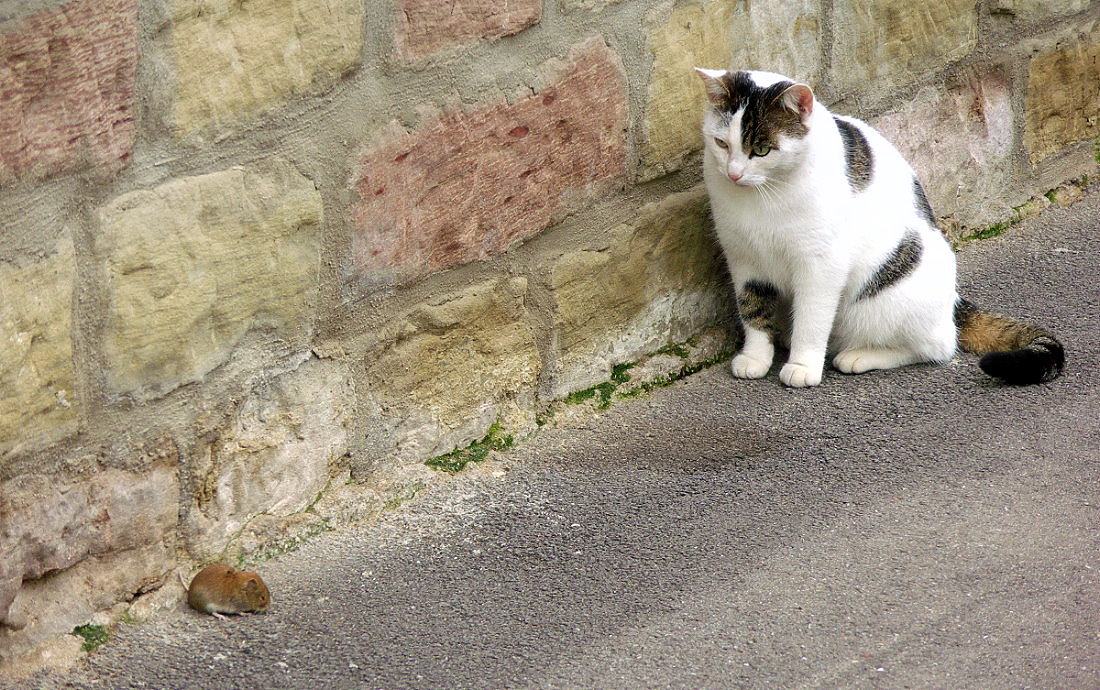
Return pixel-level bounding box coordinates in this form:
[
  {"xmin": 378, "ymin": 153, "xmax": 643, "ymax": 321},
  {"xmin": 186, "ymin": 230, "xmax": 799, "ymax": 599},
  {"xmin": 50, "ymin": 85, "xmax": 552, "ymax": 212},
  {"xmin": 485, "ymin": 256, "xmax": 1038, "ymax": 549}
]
[{"xmin": 727, "ymin": 170, "xmax": 743, "ymax": 182}]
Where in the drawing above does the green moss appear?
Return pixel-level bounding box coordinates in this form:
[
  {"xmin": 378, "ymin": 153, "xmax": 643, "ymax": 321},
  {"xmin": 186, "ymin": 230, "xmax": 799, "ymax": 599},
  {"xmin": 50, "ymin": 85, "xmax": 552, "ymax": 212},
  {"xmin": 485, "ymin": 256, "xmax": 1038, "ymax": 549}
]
[
  {"xmin": 610, "ymin": 361, "xmax": 636, "ymax": 384},
  {"xmin": 563, "ymin": 381, "xmax": 616, "ymax": 409},
  {"xmin": 73, "ymin": 624, "xmax": 109, "ymax": 653},
  {"xmin": 655, "ymin": 343, "xmax": 690, "ymax": 359},
  {"xmin": 425, "ymin": 423, "xmax": 515, "ymax": 474}
]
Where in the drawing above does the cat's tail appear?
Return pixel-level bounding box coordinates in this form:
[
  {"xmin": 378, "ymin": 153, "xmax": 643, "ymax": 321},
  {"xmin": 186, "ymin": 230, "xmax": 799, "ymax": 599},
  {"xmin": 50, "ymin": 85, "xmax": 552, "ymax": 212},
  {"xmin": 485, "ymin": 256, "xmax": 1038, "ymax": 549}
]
[{"xmin": 954, "ymin": 298, "xmax": 1064, "ymax": 384}]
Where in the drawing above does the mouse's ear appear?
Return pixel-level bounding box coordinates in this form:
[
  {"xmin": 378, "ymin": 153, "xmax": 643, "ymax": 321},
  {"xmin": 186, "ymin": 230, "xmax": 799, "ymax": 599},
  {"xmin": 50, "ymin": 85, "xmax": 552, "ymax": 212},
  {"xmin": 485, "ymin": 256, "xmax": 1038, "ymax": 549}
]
[{"xmin": 243, "ymin": 577, "xmax": 260, "ymax": 593}]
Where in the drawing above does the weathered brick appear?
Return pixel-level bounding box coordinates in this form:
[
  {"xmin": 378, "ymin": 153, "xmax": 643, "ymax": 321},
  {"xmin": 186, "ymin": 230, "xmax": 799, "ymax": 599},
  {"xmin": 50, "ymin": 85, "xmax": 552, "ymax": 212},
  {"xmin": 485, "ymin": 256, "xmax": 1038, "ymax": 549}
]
[
  {"xmin": 830, "ymin": 0, "xmax": 978, "ymax": 96},
  {"xmin": 1024, "ymin": 24, "xmax": 1100, "ymax": 164},
  {"xmin": 95, "ymin": 160, "xmax": 322, "ymax": 398},
  {"xmin": 0, "ymin": 0, "xmax": 137, "ymax": 183},
  {"xmin": 397, "ymin": 0, "xmax": 541, "ymax": 58},
  {"xmin": 351, "ymin": 39, "xmax": 627, "ymax": 282},
  {"xmin": 0, "ymin": 462, "xmax": 179, "ymax": 627},
  {"xmin": 187, "ymin": 361, "xmax": 352, "ymax": 561},
  {"xmin": 170, "ymin": 0, "xmax": 364, "ymax": 135},
  {"xmin": 875, "ymin": 67, "xmax": 1015, "ymax": 229},
  {"xmin": 359, "ymin": 278, "xmax": 539, "ymax": 463},
  {"xmin": 546, "ymin": 188, "xmax": 728, "ymax": 397},
  {"xmin": 0, "ymin": 237, "xmax": 76, "ymax": 455}
]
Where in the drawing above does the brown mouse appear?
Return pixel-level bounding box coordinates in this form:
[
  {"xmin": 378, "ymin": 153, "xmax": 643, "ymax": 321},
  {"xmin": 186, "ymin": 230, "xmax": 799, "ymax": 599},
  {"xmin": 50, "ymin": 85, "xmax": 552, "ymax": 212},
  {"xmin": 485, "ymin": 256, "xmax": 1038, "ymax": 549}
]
[{"xmin": 186, "ymin": 565, "xmax": 271, "ymax": 618}]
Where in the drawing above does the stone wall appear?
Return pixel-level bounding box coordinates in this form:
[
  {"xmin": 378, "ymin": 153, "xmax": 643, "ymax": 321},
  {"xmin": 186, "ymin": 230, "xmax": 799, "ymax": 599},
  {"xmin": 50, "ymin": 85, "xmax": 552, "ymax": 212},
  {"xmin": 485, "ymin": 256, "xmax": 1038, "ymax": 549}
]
[{"xmin": 1, "ymin": 0, "xmax": 1097, "ymax": 672}]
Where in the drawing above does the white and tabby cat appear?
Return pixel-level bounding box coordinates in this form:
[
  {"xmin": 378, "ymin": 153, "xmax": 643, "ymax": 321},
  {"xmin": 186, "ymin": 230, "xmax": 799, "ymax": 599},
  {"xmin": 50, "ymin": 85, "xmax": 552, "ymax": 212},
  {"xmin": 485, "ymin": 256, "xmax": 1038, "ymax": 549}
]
[{"xmin": 695, "ymin": 68, "xmax": 1064, "ymax": 387}]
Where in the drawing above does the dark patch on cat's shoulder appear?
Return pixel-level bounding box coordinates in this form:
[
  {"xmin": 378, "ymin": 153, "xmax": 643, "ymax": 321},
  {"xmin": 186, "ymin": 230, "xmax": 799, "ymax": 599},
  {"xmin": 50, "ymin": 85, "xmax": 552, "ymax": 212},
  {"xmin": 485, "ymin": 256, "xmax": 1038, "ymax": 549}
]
[
  {"xmin": 912, "ymin": 176, "xmax": 937, "ymax": 227},
  {"xmin": 834, "ymin": 117, "xmax": 874, "ymax": 193},
  {"xmin": 856, "ymin": 230, "xmax": 923, "ymax": 301}
]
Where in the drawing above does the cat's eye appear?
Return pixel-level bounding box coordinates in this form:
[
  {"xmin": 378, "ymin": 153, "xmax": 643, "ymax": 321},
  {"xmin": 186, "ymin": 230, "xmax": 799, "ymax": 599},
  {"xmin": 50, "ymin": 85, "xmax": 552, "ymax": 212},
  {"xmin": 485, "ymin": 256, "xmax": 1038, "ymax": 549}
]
[
  {"xmin": 751, "ymin": 143, "xmax": 772, "ymax": 157},
  {"xmin": 714, "ymin": 137, "xmax": 729, "ymax": 150}
]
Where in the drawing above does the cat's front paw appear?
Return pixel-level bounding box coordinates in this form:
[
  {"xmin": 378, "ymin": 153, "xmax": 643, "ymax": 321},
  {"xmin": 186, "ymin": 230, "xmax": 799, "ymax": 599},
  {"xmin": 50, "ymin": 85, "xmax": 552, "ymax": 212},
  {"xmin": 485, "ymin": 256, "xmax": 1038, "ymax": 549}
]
[
  {"xmin": 779, "ymin": 362, "xmax": 823, "ymax": 388},
  {"xmin": 731, "ymin": 354, "xmax": 770, "ymax": 379}
]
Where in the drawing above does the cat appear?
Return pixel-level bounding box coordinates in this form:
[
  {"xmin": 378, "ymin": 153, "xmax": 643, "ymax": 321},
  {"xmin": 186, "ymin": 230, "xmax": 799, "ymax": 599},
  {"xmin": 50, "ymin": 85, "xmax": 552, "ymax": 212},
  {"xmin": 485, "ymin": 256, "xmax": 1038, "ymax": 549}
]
[{"xmin": 694, "ymin": 68, "xmax": 1064, "ymax": 388}]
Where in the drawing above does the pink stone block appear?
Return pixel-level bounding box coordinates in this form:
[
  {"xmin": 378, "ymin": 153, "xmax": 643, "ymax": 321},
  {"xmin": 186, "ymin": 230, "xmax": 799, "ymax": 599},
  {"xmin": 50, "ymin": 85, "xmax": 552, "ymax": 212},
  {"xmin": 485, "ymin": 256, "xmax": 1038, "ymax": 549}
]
[
  {"xmin": 352, "ymin": 40, "xmax": 627, "ymax": 280},
  {"xmin": 0, "ymin": 0, "xmax": 138, "ymax": 183},
  {"xmin": 397, "ymin": 0, "xmax": 542, "ymax": 59}
]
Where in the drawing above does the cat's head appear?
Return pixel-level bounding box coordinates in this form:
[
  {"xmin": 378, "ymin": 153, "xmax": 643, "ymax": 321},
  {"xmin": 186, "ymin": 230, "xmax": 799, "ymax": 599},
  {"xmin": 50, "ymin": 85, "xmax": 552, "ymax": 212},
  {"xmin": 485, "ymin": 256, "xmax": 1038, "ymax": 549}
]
[{"xmin": 694, "ymin": 68, "xmax": 815, "ymax": 189}]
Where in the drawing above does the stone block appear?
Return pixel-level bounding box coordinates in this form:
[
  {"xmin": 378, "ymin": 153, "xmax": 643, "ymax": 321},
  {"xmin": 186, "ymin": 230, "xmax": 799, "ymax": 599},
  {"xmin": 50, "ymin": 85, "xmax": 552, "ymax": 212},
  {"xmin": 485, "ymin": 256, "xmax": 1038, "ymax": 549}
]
[
  {"xmin": 187, "ymin": 360, "xmax": 352, "ymax": 561},
  {"xmin": 1, "ymin": 544, "xmax": 171, "ymax": 666},
  {"xmin": 0, "ymin": 0, "xmax": 137, "ymax": 182},
  {"xmin": 874, "ymin": 67, "xmax": 1015, "ymax": 229},
  {"xmin": 642, "ymin": 0, "xmax": 822, "ymax": 176},
  {"xmin": 829, "ymin": 0, "xmax": 978, "ymax": 96},
  {"xmin": 351, "ymin": 38, "xmax": 627, "ymax": 284},
  {"xmin": 397, "ymin": 0, "xmax": 541, "ymax": 58},
  {"xmin": 96, "ymin": 160, "xmax": 322, "ymax": 398},
  {"xmin": 559, "ymin": 0, "xmax": 624, "ymax": 12},
  {"xmin": 545, "ymin": 188, "xmax": 729, "ymax": 397},
  {"xmin": 642, "ymin": 0, "xmax": 735, "ymax": 176},
  {"xmin": 0, "ymin": 463, "xmax": 179, "ymax": 628},
  {"xmin": 0, "ymin": 237, "xmax": 76, "ymax": 456},
  {"xmin": 1024, "ymin": 24, "xmax": 1100, "ymax": 164},
  {"xmin": 359, "ymin": 278, "xmax": 540, "ymax": 463},
  {"xmin": 989, "ymin": 0, "xmax": 1090, "ymax": 19},
  {"xmin": 169, "ymin": 0, "xmax": 364, "ymax": 135}
]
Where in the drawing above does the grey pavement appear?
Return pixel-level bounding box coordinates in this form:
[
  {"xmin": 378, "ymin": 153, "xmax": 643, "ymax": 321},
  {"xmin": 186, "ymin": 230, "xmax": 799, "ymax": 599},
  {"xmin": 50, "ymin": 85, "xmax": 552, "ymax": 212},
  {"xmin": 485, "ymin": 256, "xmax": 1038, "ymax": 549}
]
[{"xmin": 41, "ymin": 187, "xmax": 1100, "ymax": 688}]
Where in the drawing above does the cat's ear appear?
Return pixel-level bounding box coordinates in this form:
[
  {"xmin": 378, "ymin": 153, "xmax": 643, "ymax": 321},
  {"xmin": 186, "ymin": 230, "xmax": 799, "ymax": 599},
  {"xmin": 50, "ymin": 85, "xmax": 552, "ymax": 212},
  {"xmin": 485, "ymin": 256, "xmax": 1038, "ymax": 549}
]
[
  {"xmin": 694, "ymin": 67, "xmax": 730, "ymax": 106},
  {"xmin": 781, "ymin": 84, "xmax": 815, "ymax": 124}
]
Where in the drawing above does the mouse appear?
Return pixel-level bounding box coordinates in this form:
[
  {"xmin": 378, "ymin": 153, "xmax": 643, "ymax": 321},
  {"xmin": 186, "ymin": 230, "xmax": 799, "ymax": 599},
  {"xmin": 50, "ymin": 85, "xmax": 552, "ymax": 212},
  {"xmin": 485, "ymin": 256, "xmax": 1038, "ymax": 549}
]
[{"xmin": 186, "ymin": 565, "xmax": 271, "ymax": 618}]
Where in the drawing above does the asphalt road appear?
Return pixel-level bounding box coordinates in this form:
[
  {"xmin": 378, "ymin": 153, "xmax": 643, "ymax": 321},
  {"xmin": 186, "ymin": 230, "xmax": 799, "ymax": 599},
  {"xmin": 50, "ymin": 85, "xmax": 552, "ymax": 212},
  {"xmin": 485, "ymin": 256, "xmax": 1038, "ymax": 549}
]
[{"xmin": 39, "ymin": 187, "xmax": 1100, "ymax": 689}]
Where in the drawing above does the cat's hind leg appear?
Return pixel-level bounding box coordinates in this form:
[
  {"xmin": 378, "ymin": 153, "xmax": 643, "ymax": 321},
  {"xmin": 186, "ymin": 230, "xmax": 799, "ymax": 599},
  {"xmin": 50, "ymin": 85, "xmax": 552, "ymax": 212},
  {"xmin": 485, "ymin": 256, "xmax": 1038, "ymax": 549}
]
[{"xmin": 833, "ymin": 347, "xmax": 921, "ymax": 374}]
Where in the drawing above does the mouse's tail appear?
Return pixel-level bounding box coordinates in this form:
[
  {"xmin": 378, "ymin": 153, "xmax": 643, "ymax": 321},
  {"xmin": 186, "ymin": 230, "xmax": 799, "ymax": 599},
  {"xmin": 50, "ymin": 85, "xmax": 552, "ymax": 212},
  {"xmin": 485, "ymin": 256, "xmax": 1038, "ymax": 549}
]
[{"xmin": 954, "ymin": 297, "xmax": 1064, "ymax": 384}]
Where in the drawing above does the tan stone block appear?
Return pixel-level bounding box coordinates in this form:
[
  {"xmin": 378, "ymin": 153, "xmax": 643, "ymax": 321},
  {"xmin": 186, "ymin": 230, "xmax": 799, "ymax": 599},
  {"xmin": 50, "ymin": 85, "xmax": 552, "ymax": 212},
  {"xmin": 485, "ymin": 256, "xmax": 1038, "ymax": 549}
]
[
  {"xmin": 361, "ymin": 278, "xmax": 539, "ymax": 460},
  {"xmin": 0, "ymin": 237, "xmax": 76, "ymax": 455},
  {"xmin": 96, "ymin": 160, "xmax": 322, "ymax": 397},
  {"xmin": 0, "ymin": 464, "xmax": 179, "ymax": 626},
  {"xmin": 830, "ymin": 0, "xmax": 978, "ymax": 95},
  {"xmin": 0, "ymin": 0, "xmax": 137, "ymax": 183},
  {"xmin": 170, "ymin": 0, "xmax": 364, "ymax": 135},
  {"xmin": 352, "ymin": 39, "xmax": 627, "ymax": 282},
  {"xmin": 642, "ymin": 0, "xmax": 822, "ymax": 177},
  {"xmin": 547, "ymin": 188, "xmax": 728, "ymax": 396},
  {"xmin": 1024, "ymin": 24, "xmax": 1100, "ymax": 164},
  {"xmin": 990, "ymin": 0, "xmax": 1090, "ymax": 19},
  {"xmin": 397, "ymin": 0, "xmax": 541, "ymax": 58},
  {"xmin": 187, "ymin": 361, "xmax": 352, "ymax": 560},
  {"xmin": 643, "ymin": 0, "xmax": 736, "ymax": 175},
  {"xmin": 874, "ymin": 67, "xmax": 1015, "ymax": 228}
]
